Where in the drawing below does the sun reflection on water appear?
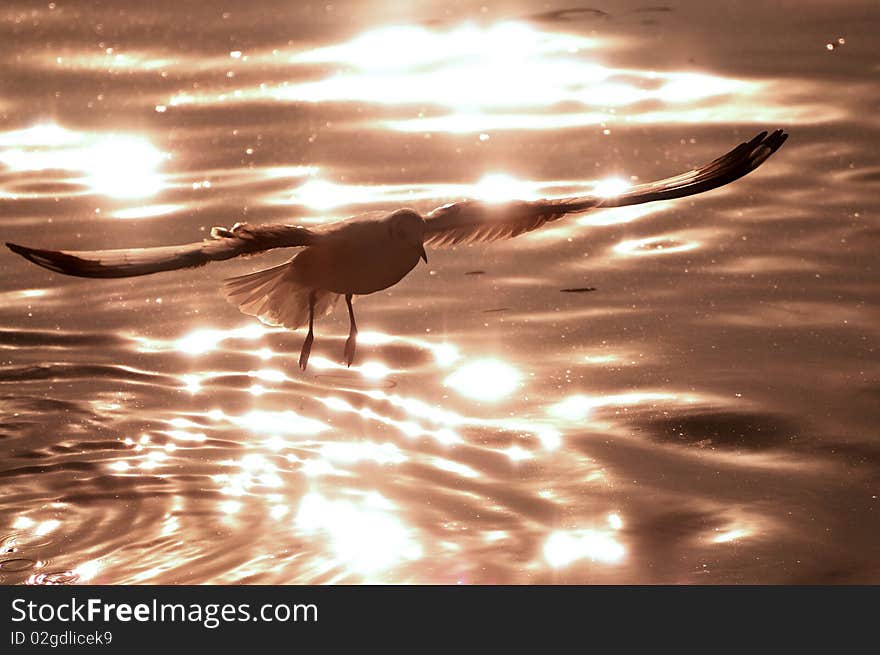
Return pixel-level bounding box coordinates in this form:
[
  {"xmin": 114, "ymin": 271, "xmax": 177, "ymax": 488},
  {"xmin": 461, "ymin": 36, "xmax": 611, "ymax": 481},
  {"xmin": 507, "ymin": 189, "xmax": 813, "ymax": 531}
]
[
  {"xmin": 592, "ymin": 177, "xmax": 631, "ymax": 198},
  {"xmin": 544, "ymin": 528, "xmax": 626, "ymax": 567},
  {"xmin": 577, "ymin": 203, "xmax": 670, "ymax": 227},
  {"xmin": 295, "ymin": 492, "xmax": 422, "ymax": 576},
  {"xmin": 71, "ymin": 560, "xmax": 101, "ymax": 582},
  {"xmin": 472, "ymin": 173, "xmax": 539, "ymax": 203},
  {"xmin": 227, "ymin": 410, "xmax": 330, "ymax": 436},
  {"xmin": 174, "ymin": 325, "xmax": 271, "ymax": 355},
  {"xmin": 162, "ymin": 21, "xmax": 781, "ymax": 134},
  {"xmin": 550, "ymin": 391, "xmax": 702, "ymax": 422},
  {"xmin": 113, "ymin": 204, "xmax": 183, "ymax": 220},
  {"xmin": 12, "ymin": 517, "xmax": 36, "ymax": 530},
  {"xmin": 712, "ymin": 528, "xmax": 750, "ymax": 544},
  {"xmin": 613, "ymin": 234, "xmax": 702, "ymax": 257},
  {"xmin": 0, "ymin": 123, "xmax": 167, "ymax": 199},
  {"xmin": 295, "ymin": 22, "xmax": 598, "ymax": 71},
  {"xmin": 34, "ymin": 520, "xmax": 61, "ymax": 536},
  {"xmin": 319, "ymin": 441, "xmax": 407, "ymax": 465},
  {"xmin": 272, "ymin": 174, "xmax": 594, "ymax": 211},
  {"xmin": 444, "ymin": 359, "xmax": 522, "ymax": 402},
  {"xmin": 103, "ymin": 317, "xmax": 770, "ymax": 581}
]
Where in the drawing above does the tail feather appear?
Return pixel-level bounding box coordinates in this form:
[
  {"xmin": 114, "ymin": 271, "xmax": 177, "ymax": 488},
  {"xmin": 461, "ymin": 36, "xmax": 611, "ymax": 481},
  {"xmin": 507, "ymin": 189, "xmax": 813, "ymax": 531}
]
[{"xmin": 222, "ymin": 261, "xmax": 339, "ymax": 330}]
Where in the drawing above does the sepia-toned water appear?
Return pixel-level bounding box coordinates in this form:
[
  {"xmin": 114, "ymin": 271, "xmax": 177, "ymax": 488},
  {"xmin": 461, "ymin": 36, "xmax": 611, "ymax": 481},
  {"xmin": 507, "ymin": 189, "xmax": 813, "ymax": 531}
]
[{"xmin": 1, "ymin": 0, "xmax": 878, "ymax": 584}]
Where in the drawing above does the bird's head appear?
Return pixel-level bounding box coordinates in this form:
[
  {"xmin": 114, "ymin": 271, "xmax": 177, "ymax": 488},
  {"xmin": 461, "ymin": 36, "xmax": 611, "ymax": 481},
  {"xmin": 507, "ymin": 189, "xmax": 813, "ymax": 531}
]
[{"xmin": 388, "ymin": 208, "xmax": 428, "ymax": 263}]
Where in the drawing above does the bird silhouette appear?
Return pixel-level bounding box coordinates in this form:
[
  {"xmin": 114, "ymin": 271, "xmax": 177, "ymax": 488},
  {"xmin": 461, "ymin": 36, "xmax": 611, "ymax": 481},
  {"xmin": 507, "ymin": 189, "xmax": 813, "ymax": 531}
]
[{"xmin": 7, "ymin": 129, "xmax": 787, "ymax": 370}]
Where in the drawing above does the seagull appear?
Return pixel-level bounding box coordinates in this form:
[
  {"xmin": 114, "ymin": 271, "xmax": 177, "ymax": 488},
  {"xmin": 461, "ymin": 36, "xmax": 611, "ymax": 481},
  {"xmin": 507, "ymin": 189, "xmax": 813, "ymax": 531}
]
[{"xmin": 6, "ymin": 129, "xmax": 787, "ymax": 370}]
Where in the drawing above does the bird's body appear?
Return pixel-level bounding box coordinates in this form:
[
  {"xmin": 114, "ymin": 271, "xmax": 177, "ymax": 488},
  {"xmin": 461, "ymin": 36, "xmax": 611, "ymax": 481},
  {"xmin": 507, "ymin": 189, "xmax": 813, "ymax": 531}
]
[
  {"xmin": 220, "ymin": 209, "xmax": 427, "ymax": 364},
  {"xmin": 292, "ymin": 210, "xmax": 426, "ymax": 295},
  {"xmin": 6, "ymin": 130, "xmax": 789, "ymax": 370}
]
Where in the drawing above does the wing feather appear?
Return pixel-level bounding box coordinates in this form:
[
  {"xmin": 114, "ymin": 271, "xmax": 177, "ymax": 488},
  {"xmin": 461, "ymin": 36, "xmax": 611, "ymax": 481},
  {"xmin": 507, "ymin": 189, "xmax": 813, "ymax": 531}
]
[
  {"xmin": 6, "ymin": 222, "xmax": 319, "ymax": 279},
  {"xmin": 423, "ymin": 129, "xmax": 788, "ymax": 247}
]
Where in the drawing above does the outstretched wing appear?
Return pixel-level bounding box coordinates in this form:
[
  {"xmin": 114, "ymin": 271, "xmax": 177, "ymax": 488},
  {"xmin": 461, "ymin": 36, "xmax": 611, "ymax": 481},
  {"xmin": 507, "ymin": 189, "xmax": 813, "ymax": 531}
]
[
  {"xmin": 6, "ymin": 222, "xmax": 319, "ymax": 279},
  {"xmin": 423, "ymin": 129, "xmax": 788, "ymax": 247}
]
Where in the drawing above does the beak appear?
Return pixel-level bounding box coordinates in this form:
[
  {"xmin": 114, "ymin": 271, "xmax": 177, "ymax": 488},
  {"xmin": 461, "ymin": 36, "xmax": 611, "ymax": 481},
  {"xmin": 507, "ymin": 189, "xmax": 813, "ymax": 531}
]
[{"xmin": 418, "ymin": 243, "xmax": 428, "ymax": 263}]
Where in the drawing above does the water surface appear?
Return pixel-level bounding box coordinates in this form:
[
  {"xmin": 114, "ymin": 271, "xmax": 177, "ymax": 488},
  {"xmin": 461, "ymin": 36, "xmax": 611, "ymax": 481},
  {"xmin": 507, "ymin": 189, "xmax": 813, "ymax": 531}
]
[{"xmin": 1, "ymin": 0, "xmax": 878, "ymax": 583}]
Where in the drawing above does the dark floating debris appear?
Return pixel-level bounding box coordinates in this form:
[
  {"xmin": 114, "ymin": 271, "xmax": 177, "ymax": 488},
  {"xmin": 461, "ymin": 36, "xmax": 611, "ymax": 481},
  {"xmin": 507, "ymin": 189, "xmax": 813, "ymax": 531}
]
[
  {"xmin": 529, "ymin": 5, "xmax": 671, "ymax": 24},
  {"xmin": 631, "ymin": 6, "xmax": 673, "ymax": 13},
  {"xmin": 482, "ymin": 308, "xmax": 510, "ymax": 313},
  {"xmin": 529, "ymin": 8, "xmax": 610, "ymax": 22},
  {"xmin": 560, "ymin": 287, "xmax": 597, "ymax": 293},
  {"xmin": 465, "ymin": 270, "xmax": 486, "ymax": 276}
]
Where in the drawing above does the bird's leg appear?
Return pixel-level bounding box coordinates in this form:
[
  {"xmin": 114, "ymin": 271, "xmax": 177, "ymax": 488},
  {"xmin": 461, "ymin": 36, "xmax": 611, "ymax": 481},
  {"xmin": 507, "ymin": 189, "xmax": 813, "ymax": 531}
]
[
  {"xmin": 343, "ymin": 293, "xmax": 358, "ymax": 367},
  {"xmin": 298, "ymin": 290, "xmax": 317, "ymax": 371}
]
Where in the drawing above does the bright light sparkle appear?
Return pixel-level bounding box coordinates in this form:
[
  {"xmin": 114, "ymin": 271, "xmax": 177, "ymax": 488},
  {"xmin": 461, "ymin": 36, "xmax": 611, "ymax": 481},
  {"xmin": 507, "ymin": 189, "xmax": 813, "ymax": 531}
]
[
  {"xmin": 592, "ymin": 177, "xmax": 630, "ymax": 198},
  {"xmin": 0, "ymin": 123, "xmax": 167, "ymax": 198},
  {"xmin": 544, "ymin": 529, "xmax": 625, "ymax": 567},
  {"xmin": 444, "ymin": 359, "xmax": 522, "ymax": 402}
]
